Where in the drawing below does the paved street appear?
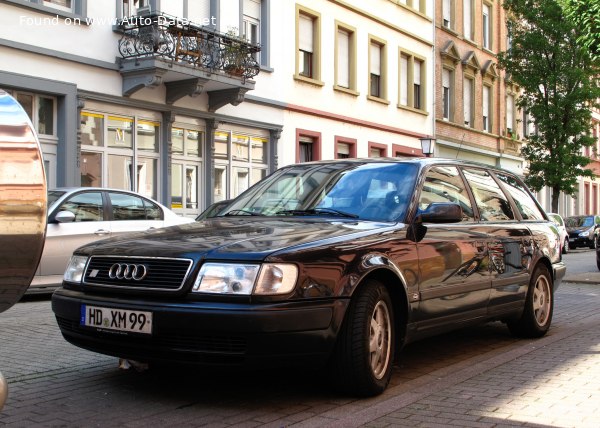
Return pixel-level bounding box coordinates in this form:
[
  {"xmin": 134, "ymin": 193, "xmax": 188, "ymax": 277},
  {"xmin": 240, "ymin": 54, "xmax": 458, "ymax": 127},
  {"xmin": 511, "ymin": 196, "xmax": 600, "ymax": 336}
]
[{"xmin": 0, "ymin": 250, "xmax": 599, "ymax": 427}]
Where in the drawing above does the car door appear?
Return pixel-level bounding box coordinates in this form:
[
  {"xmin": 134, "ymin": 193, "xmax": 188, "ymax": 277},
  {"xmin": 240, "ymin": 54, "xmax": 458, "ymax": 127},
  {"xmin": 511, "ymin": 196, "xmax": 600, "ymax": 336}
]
[
  {"xmin": 107, "ymin": 191, "xmax": 164, "ymax": 237},
  {"xmin": 414, "ymin": 166, "xmax": 491, "ymax": 332},
  {"xmin": 39, "ymin": 190, "xmax": 110, "ymax": 280},
  {"xmin": 462, "ymin": 168, "xmax": 532, "ymax": 316}
]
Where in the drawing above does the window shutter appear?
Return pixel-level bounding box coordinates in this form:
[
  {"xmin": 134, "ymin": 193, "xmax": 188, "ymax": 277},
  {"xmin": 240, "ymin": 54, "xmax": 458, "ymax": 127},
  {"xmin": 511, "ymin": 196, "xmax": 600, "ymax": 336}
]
[
  {"xmin": 400, "ymin": 55, "xmax": 408, "ymax": 105},
  {"xmin": 463, "ymin": 0, "xmax": 472, "ymax": 39},
  {"xmin": 337, "ymin": 29, "xmax": 350, "ymax": 88},
  {"xmin": 464, "ymin": 78, "xmax": 472, "ymax": 125},
  {"xmin": 442, "ymin": 69, "xmax": 450, "ymax": 88},
  {"xmin": 413, "ymin": 60, "xmax": 421, "ymax": 86},
  {"xmin": 299, "ymin": 15, "xmax": 313, "ymax": 53},
  {"xmin": 369, "ymin": 43, "xmax": 381, "ymax": 76},
  {"xmin": 244, "ymin": 0, "xmax": 261, "ymax": 20},
  {"xmin": 483, "ymin": 86, "xmax": 489, "ymax": 117},
  {"xmin": 443, "ymin": 0, "xmax": 451, "ymax": 25},
  {"xmin": 337, "ymin": 143, "xmax": 350, "ymax": 156}
]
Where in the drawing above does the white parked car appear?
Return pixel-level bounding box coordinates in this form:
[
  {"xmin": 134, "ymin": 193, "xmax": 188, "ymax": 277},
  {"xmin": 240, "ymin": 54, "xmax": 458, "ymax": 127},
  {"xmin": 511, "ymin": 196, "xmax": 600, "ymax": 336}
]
[
  {"xmin": 29, "ymin": 188, "xmax": 194, "ymax": 294},
  {"xmin": 548, "ymin": 212, "xmax": 569, "ymax": 254}
]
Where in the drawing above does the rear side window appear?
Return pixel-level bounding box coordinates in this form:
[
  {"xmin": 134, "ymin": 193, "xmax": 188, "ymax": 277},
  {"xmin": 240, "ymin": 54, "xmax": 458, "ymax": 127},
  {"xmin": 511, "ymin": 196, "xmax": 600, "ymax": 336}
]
[
  {"xmin": 109, "ymin": 192, "xmax": 148, "ymax": 221},
  {"xmin": 462, "ymin": 168, "xmax": 515, "ymax": 221},
  {"xmin": 59, "ymin": 192, "xmax": 104, "ymax": 222},
  {"xmin": 143, "ymin": 199, "xmax": 162, "ymax": 220},
  {"xmin": 419, "ymin": 166, "xmax": 474, "ymax": 221},
  {"xmin": 495, "ymin": 173, "xmax": 545, "ymax": 220}
]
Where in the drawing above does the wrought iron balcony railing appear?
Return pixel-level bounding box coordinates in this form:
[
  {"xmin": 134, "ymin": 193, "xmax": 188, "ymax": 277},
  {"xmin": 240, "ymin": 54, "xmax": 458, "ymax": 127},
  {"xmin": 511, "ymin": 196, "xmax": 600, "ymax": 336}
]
[{"xmin": 118, "ymin": 13, "xmax": 261, "ymax": 81}]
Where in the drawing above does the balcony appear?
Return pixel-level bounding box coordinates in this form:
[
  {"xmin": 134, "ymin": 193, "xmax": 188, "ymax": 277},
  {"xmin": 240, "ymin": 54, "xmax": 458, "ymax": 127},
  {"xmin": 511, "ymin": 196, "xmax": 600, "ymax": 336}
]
[{"xmin": 117, "ymin": 13, "xmax": 261, "ymax": 111}]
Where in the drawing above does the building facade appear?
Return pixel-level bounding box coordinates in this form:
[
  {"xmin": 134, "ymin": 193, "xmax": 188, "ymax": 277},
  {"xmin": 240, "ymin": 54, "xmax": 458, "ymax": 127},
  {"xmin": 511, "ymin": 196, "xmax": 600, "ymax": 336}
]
[
  {"xmin": 434, "ymin": 0, "xmax": 523, "ymax": 174},
  {"xmin": 0, "ymin": 0, "xmax": 435, "ymax": 218}
]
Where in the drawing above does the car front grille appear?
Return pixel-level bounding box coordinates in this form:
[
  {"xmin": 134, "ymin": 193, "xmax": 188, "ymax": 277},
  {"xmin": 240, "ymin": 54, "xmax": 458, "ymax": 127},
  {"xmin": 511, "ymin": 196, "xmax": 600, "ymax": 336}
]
[{"xmin": 83, "ymin": 256, "xmax": 193, "ymax": 291}]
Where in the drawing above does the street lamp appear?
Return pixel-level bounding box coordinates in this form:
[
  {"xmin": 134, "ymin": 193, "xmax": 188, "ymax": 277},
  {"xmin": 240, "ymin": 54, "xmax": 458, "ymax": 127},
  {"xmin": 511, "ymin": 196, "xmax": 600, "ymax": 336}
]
[{"xmin": 419, "ymin": 137, "xmax": 436, "ymax": 157}]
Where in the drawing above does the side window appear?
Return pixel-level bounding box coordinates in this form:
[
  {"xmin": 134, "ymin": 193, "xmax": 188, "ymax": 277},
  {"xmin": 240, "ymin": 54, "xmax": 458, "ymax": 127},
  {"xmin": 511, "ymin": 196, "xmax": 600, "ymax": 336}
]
[
  {"xmin": 143, "ymin": 199, "xmax": 162, "ymax": 221},
  {"xmin": 109, "ymin": 192, "xmax": 146, "ymax": 221},
  {"xmin": 462, "ymin": 168, "xmax": 515, "ymax": 221},
  {"xmin": 419, "ymin": 166, "xmax": 474, "ymax": 221},
  {"xmin": 59, "ymin": 192, "xmax": 104, "ymax": 222},
  {"xmin": 495, "ymin": 173, "xmax": 545, "ymax": 220}
]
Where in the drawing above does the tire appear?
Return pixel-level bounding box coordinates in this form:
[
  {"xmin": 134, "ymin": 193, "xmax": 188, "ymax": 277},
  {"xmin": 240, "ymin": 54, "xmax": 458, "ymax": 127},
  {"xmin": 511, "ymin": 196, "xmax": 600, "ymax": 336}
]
[
  {"xmin": 562, "ymin": 238, "xmax": 569, "ymax": 254},
  {"xmin": 589, "ymin": 238, "xmax": 596, "ymax": 250},
  {"xmin": 507, "ymin": 264, "xmax": 553, "ymax": 338},
  {"xmin": 330, "ymin": 279, "xmax": 395, "ymax": 397}
]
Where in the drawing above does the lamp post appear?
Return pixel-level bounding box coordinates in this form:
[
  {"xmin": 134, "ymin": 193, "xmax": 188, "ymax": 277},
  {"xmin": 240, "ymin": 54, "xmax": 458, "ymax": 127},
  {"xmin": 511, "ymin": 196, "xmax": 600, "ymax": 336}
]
[{"xmin": 419, "ymin": 137, "xmax": 436, "ymax": 157}]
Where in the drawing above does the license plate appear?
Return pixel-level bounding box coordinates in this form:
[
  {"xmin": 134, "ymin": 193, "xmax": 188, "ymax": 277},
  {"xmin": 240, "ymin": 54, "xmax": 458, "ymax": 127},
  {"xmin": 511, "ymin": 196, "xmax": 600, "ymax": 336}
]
[{"xmin": 81, "ymin": 305, "xmax": 152, "ymax": 335}]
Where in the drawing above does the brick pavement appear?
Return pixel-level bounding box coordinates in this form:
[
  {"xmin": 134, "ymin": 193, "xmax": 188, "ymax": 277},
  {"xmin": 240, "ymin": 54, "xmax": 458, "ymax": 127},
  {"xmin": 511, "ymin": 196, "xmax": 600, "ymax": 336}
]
[{"xmin": 0, "ymin": 281, "xmax": 599, "ymax": 427}]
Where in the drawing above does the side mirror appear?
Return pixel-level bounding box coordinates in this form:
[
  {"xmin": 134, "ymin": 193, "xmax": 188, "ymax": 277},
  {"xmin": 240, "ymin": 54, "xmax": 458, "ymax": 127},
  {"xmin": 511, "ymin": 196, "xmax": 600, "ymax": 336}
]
[
  {"xmin": 416, "ymin": 202, "xmax": 463, "ymax": 224},
  {"xmin": 55, "ymin": 211, "xmax": 75, "ymax": 223}
]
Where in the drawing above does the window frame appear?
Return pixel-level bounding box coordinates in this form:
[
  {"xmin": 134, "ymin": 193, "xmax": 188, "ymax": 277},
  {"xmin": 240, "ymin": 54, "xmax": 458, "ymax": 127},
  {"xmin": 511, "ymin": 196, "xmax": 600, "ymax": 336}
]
[
  {"xmin": 334, "ymin": 21, "xmax": 358, "ymax": 95},
  {"xmin": 295, "ymin": 5, "xmax": 323, "ymax": 85},
  {"xmin": 482, "ymin": 2, "xmax": 492, "ymax": 50},
  {"xmin": 398, "ymin": 49, "xmax": 427, "ymax": 113},
  {"xmin": 441, "ymin": 66, "xmax": 455, "ymax": 121},
  {"xmin": 334, "ymin": 136, "xmax": 357, "ymax": 159},
  {"xmin": 296, "ymin": 129, "xmax": 322, "ymax": 163},
  {"xmin": 368, "ymin": 142, "xmax": 388, "ymax": 158},
  {"xmin": 7, "ymin": 0, "xmax": 87, "ymax": 18},
  {"xmin": 368, "ymin": 35, "xmax": 388, "ymax": 103},
  {"xmin": 463, "ymin": 75, "xmax": 474, "ymax": 127}
]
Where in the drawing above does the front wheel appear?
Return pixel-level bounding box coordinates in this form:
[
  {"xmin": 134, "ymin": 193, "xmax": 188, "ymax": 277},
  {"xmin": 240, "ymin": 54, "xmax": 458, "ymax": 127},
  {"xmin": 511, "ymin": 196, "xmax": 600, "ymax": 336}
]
[
  {"xmin": 330, "ymin": 279, "xmax": 395, "ymax": 397},
  {"xmin": 507, "ymin": 264, "xmax": 553, "ymax": 338}
]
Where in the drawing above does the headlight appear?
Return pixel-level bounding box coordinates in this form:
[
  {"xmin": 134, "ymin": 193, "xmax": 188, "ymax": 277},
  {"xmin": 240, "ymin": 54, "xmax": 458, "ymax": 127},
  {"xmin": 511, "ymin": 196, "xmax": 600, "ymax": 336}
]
[
  {"xmin": 579, "ymin": 231, "xmax": 590, "ymax": 237},
  {"xmin": 63, "ymin": 255, "xmax": 89, "ymax": 283},
  {"xmin": 192, "ymin": 262, "xmax": 298, "ymax": 295}
]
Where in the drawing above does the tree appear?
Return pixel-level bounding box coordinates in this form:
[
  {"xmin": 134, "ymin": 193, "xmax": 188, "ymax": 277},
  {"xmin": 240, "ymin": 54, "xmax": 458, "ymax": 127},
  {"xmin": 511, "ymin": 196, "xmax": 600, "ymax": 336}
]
[
  {"xmin": 561, "ymin": 0, "xmax": 600, "ymax": 61},
  {"xmin": 498, "ymin": 0, "xmax": 600, "ymax": 213}
]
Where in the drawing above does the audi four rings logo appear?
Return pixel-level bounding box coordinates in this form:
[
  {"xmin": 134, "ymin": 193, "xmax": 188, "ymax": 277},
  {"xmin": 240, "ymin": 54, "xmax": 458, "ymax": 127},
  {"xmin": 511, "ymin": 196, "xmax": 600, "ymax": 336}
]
[{"xmin": 108, "ymin": 263, "xmax": 148, "ymax": 281}]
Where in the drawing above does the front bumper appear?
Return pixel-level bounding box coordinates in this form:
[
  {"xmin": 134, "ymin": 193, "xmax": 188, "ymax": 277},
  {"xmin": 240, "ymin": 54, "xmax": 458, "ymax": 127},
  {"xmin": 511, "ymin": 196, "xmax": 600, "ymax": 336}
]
[
  {"xmin": 51, "ymin": 289, "xmax": 348, "ymax": 368},
  {"xmin": 568, "ymin": 236, "xmax": 594, "ymax": 248}
]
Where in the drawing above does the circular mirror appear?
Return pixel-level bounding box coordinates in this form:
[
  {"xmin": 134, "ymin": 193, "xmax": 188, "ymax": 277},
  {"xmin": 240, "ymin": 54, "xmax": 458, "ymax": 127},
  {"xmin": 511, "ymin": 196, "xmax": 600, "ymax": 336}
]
[{"xmin": 0, "ymin": 89, "xmax": 47, "ymax": 313}]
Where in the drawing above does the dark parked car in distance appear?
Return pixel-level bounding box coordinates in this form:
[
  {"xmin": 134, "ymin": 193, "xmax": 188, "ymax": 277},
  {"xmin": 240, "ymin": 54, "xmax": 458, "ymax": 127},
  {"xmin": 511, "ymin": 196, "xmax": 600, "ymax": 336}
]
[
  {"xmin": 565, "ymin": 215, "xmax": 600, "ymax": 249},
  {"xmin": 52, "ymin": 158, "xmax": 565, "ymax": 397}
]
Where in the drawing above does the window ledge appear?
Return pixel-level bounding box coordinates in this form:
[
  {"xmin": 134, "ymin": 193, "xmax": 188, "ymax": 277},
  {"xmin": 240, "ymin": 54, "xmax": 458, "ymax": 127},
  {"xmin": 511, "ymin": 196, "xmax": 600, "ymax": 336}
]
[
  {"xmin": 260, "ymin": 65, "xmax": 274, "ymax": 73},
  {"xmin": 294, "ymin": 74, "xmax": 325, "ymax": 87},
  {"xmin": 334, "ymin": 86, "xmax": 360, "ymax": 97},
  {"xmin": 397, "ymin": 104, "xmax": 428, "ymax": 116},
  {"xmin": 367, "ymin": 95, "xmax": 390, "ymax": 105},
  {"xmin": 441, "ymin": 26, "xmax": 459, "ymax": 37}
]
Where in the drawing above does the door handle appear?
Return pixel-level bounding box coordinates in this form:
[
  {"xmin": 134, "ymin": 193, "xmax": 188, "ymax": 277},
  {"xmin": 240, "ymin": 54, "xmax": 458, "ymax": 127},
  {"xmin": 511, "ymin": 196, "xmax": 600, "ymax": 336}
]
[{"xmin": 94, "ymin": 229, "xmax": 110, "ymax": 236}]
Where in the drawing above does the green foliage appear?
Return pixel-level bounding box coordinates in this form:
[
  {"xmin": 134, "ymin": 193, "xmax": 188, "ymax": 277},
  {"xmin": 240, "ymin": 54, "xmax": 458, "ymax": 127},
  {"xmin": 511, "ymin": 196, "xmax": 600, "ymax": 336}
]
[
  {"xmin": 561, "ymin": 0, "xmax": 600, "ymax": 60},
  {"xmin": 497, "ymin": 0, "xmax": 600, "ymax": 211}
]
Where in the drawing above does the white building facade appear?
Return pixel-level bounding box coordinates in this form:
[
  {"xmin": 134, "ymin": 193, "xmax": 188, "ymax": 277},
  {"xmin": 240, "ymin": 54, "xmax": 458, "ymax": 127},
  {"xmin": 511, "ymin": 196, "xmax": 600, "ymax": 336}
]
[{"xmin": 0, "ymin": 0, "xmax": 434, "ymax": 217}]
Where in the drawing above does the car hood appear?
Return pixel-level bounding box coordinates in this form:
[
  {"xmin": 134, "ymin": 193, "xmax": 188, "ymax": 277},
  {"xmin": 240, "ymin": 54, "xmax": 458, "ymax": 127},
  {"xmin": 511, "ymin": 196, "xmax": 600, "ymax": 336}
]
[{"xmin": 75, "ymin": 217, "xmax": 398, "ymax": 261}]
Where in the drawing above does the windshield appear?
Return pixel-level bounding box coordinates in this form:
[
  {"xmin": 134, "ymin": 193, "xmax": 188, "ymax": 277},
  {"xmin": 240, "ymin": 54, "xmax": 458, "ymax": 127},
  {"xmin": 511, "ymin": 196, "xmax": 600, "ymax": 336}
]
[
  {"xmin": 220, "ymin": 162, "xmax": 418, "ymax": 222},
  {"xmin": 47, "ymin": 190, "xmax": 66, "ymax": 210},
  {"xmin": 565, "ymin": 216, "xmax": 594, "ymax": 227}
]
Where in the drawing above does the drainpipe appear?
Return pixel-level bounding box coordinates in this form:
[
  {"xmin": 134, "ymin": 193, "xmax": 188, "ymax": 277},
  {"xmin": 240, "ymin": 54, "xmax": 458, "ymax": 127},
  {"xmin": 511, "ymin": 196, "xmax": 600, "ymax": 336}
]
[{"xmin": 0, "ymin": 371, "xmax": 6, "ymax": 411}]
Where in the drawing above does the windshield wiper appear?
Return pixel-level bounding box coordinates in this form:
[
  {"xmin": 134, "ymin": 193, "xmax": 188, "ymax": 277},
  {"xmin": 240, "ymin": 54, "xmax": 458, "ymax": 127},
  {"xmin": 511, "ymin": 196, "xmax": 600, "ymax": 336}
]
[
  {"xmin": 276, "ymin": 208, "xmax": 358, "ymax": 218},
  {"xmin": 223, "ymin": 209, "xmax": 260, "ymax": 216}
]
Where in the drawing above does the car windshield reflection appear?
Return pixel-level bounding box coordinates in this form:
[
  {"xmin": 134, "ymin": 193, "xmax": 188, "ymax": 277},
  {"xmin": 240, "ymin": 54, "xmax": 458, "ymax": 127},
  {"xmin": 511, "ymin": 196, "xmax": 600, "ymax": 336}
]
[{"xmin": 219, "ymin": 162, "xmax": 418, "ymax": 222}]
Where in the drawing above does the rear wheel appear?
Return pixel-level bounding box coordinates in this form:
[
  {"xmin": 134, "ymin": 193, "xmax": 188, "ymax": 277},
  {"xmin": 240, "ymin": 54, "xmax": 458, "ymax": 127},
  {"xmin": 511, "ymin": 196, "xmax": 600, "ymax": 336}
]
[
  {"xmin": 562, "ymin": 238, "xmax": 569, "ymax": 254},
  {"xmin": 507, "ymin": 264, "xmax": 553, "ymax": 338},
  {"xmin": 331, "ymin": 279, "xmax": 395, "ymax": 397}
]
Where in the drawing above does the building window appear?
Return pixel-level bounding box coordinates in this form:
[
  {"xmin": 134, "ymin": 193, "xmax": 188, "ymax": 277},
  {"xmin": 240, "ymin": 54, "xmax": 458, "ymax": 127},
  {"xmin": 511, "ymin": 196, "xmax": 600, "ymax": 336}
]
[
  {"xmin": 398, "ymin": 0, "xmax": 426, "ymax": 13},
  {"xmin": 369, "ymin": 142, "xmax": 388, "ymax": 158},
  {"xmin": 121, "ymin": 0, "xmax": 148, "ymax": 17},
  {"xmin": 335, "ymin": 23, "xmax": 357, "ymax": 92},
  {"xmin": 296, "ymin": 130, "xmax": 321, "ymax": 163},
  {"xmin": 506, "ymin": 94, "xmax": 515, "ymax": 136},
  {"xmin": 399, "ymin": 51, "xmax": 426, "ymax": 111},
  {"xmin": 463, "ymin": 77, "xmax": 473, "ymax": 127},
  {"xmin": 443, "ymin": 0, "xmax": 454, "ymax": 29},
  {"xmin": 369, "ymin": 40, "xmax": 386, "ymax": 99},
  {"xmin": 335, "ymin": 137, "xmax": 357, "ymax": 159},
  {"xmin": 296, "ymin": 7, "xmax": 320, "ymax": 82},
  {"xmin": 243, "ymin": 0, "xmax": 261, "ymax": 62},
  {"xmin": 442, "ymin": 68, "xmax": 453, "ymax": 120},
  {"xmin": 43, "ymin": 0, "xmax": 72, "ymax": 12},
  {"xmin": 13, "ymin": 92, "xmax": 57, "ymax": 137},
  {"xmin": 482, "ymin": 3, "xmax": 491, "ymax": 50},
  {"xmin": 483, "ymin": 84, "xmax": 491, "ymax": 132},
  {"xmin": 80, "ymin": 111, "xmax": 160, "ymax": 200},
  {"xmin": 463, "ymin": 0, "xmax": 473, "ymax": 40}
]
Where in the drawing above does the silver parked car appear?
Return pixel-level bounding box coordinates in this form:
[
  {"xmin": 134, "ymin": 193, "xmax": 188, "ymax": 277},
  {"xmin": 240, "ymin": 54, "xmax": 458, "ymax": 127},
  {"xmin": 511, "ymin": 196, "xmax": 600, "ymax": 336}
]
[
  {"xmin": 547, "ymin": 213, "xmax": 569, "ymax": 254},
  {"xmin": 29, "ymin": 188, "xmax": 193, "ymax": 294}
]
